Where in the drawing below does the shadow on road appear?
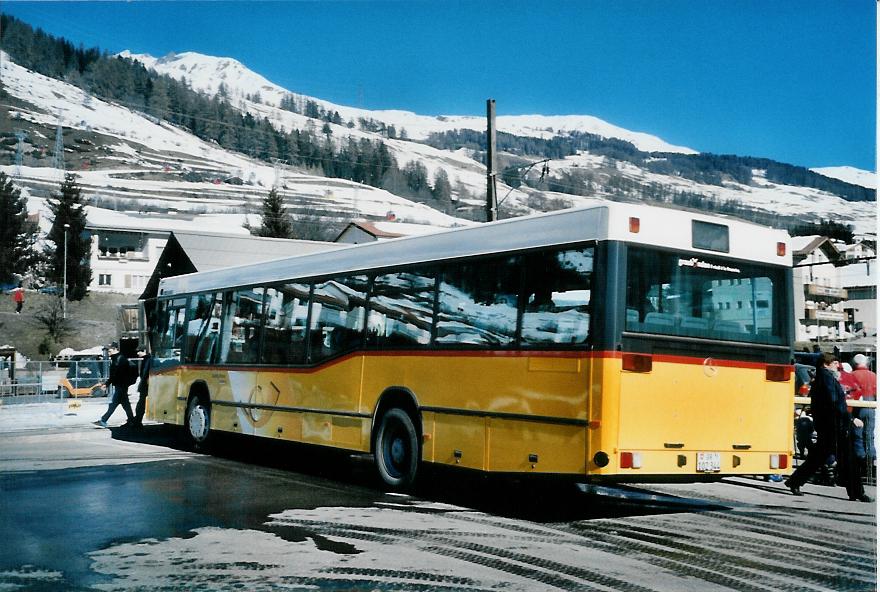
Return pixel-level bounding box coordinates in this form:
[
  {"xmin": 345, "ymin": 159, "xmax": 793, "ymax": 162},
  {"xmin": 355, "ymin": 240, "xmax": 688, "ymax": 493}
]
[{"xmin": 110, "ymin": 424, "xmax": 730, "ymax": 522}]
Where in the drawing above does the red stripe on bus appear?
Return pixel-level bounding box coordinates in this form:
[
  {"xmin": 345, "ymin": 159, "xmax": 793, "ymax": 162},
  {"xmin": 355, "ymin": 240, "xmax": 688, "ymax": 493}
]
[{"xmin": 151, "ymin": 349, "xmax": 781, "ymax": 375}]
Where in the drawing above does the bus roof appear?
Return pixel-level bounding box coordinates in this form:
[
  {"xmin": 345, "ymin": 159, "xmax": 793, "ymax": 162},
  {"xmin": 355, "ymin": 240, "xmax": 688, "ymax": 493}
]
[{"xmin": 158, "ymin": 202, "xmax": 791, "ymax": 296}]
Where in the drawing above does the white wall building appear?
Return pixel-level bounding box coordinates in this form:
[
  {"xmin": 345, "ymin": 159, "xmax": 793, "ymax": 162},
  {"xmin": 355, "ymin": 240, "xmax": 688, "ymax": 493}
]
[
  {"xmin": 87, "ymin": 225, "xmax": 170, "ymax": 295},
  {"xmin": 836, "ymin": 239, "xmax": 877, "ymax": 340}
]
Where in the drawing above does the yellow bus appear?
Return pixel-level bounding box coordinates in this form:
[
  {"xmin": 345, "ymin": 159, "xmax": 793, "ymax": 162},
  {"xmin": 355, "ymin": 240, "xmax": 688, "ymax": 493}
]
[{"xmin": 147, "ymin": 203, "xmax": 794, "ymax": 489}]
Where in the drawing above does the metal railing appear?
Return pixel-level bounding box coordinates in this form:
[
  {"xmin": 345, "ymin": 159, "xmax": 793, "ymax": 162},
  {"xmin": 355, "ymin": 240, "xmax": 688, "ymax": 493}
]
[{"xmin": 0, "ymin": 359, "xmax": 111, "ymax": 402}]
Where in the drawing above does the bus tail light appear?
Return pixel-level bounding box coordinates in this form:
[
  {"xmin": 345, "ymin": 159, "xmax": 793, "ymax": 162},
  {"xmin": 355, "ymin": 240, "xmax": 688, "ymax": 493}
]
[
  {"xmin": 622, "ymin": 353, "xmax": 652, "ymax": 373},
  {"xmin": 766, "ymin": 365, "xmax": 791, "ymax": 382},
  {"xmin": 620, "ymin": 451, "xmax": 642, "ymax": 469},
  {"xmin": 629, "ymin": 217, "xmax": 640, "ymax": 233},
  {"xmin": 777, "ymin": 242, "xmax": 786, "ymax": 256},
  {"xmin": 770, "ymin": 454, "xmax": 788, "ymax": 469}
]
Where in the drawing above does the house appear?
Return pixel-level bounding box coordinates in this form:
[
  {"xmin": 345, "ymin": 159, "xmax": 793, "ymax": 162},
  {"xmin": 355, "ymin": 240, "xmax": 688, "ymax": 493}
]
[
  {"xmin": 334, "ymin": 220, "xmax": 441, "ymax": 244},
  {"xmin": 88, "ymin": 225, "xmax": 171, "ymax": 295}
]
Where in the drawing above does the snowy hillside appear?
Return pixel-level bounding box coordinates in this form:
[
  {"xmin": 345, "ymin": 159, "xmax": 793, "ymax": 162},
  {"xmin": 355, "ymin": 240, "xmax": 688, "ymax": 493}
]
[
  {"xmin": 811, "ymin": 166, "xmax": 876, "ymax": 190},
  {"xmin": 120, "ymin": 51, "xmax": 697, "ymax": 154},
  {"xmin": 1, "ymin": 51, "xmax": 469, "ymax": 235},
  {"xmin": 1, "ymin": 48, "xmax": 876, "ymax": 239}
]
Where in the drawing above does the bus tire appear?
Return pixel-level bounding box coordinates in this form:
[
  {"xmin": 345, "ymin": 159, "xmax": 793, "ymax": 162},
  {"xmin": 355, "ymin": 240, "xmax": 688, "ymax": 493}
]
[
  {"xmin": 373, "ymin": 408, "xmax": 420, "ymax": 490},
  {"xmin": 185, "ymin": 395, "xmax": 211, "ymax": 447}
]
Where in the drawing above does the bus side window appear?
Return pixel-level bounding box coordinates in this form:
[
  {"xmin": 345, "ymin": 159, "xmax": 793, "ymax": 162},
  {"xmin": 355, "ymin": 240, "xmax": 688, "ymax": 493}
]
[
  {"xmin": 261, "ymin": 283, "xmax": 310, "ymax": 365},
  {"xmin": 436, "ymin": 256, "xmax": 519, "ymax": 347},
  {"xmin": 218, "ymin": 288, "xmax": 265, "ymax": 364},
  {"xmin": 367, "ymin": 268, "xmax": 436, "ymax": 347},
  {"xmin": 155, "ymin": 298, "xmax": 187, "ymax": 362},
  {"xmin": 309, "ymin": 275, "xmax": 368, "ymax": 363},
  {"xmin": 186, "ymin": 292, "xmax": 221, "ymax": 363},
  {"xmin": 521, "ymin": 247, "xmax": 593, "ymax": 346}
]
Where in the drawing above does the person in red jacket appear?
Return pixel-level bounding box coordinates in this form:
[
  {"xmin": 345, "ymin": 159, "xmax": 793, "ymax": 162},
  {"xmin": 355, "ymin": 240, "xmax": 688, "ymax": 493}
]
[
  {"xmin": 850, "ymin": 354, "xmax": 876, "ymax": 463},
  {"xmin": 12, "ymin": 283, "xmax": 24, "ymax": 314},
  {"xmin": 851, "ymin": 354, "xmax": 877, "ymax": 399}
]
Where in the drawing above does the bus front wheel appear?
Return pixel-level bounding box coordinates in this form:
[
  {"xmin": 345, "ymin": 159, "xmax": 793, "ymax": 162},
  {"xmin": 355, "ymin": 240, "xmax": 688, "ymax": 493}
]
[
  {"xmin": 185, "ymin": 396, "xmax": 211, "ymax": 447},
  {"xmin": 374, "ymin": 408, "xmax": 419, "ymax": 490}
]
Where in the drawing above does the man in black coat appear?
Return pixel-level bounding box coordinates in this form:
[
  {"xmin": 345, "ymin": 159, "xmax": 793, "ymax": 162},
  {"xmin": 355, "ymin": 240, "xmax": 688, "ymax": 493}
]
[
  {"xmin": 785, "ymin": 352, "xmax": 868, "ymax": 501},
  {"xmin": 93, "ymin": 345, "xmax": 136, "ymax": 428},
  {"xmin": 131, "ymin": 351, "xmax": 152, "ymax": 428}
]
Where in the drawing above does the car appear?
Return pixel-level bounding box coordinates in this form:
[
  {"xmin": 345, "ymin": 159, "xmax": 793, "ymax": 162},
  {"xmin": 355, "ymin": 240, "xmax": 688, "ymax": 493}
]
[
  {"xmin": 39, "ymin": 285, "xmax": 61, "ymax": 295},
  {"xmin": 58, "ymin": 359, "xmax": 108, "ymax": 398}
]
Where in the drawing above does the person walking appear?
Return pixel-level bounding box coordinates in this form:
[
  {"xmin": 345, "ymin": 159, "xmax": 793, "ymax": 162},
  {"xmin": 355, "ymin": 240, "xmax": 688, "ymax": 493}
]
[
  {"xmin": 850, "ymin": 353, "xmax": 876, "ymax": 471},
  {"xmin": 93, "ymin": 345, "xmax": 136, "ymax": 428},
  {"xmin": 12, "ymin": 283, "xmax": 24, "ymax": 314},
  {"xmin": 132, "ymin": 351, "xmax": 152, "ymax": 428},
  {"xmin": 785, "ymin": 353, "xmax": 868, "ymax": 501}
]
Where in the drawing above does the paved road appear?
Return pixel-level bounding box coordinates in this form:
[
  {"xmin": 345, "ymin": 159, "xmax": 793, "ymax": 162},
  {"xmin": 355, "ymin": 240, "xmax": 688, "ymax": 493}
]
[{"xmin": 0, "ymin": 421, "xmax": 875, "ymax": 591}]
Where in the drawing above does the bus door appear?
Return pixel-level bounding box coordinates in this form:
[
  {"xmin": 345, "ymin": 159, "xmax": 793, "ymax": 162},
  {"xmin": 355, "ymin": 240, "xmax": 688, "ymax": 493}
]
[
  {"xmin": 508, "ymin": 247, "xmax": 594, "ymax": 475},
  {"xmin": 151, "ymin": 297, "xmax": 188, "ymax": 423}
]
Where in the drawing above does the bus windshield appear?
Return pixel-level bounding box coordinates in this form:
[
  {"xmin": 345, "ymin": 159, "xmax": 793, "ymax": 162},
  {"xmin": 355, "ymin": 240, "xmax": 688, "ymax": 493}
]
[{"xmin": 625, "ymin": 247, "xmax": 787, "ymax": 345}]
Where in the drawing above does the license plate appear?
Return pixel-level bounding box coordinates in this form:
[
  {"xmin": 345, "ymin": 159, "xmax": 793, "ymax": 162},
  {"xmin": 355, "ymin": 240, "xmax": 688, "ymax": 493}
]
[{"xmin": 696, "ymin": 452, "xmax": 721, "ymax": 472}]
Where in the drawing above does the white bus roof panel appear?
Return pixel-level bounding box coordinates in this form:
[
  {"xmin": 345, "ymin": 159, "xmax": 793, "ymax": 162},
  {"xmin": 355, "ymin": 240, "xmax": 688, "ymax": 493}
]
[{"xmin": 159, "ymin": 203, "xmax": 791, "ymax": 296}]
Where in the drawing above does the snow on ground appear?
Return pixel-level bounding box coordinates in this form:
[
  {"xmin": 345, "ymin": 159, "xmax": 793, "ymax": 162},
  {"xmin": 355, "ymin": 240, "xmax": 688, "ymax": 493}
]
[
  {"xmin": 0, "ymin": 398, "xmax": 125, "ymax": 433},
  {"xmin": 84, "ymin": 501, "xmax": 695, "ymax": 591},
  {"xmin": 811, "ymin": 166, "xmax": 877, "ymax": 189}
]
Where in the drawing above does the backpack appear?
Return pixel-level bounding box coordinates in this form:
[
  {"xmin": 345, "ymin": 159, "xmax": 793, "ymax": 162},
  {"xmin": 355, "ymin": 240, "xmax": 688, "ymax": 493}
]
[
  {"xmin": 115, "ymin": 356, "xmax": 138, "ymax": 387},
  {"xmin": 124, "ymin": 359, "xmax": 140, "ymax": 387}
]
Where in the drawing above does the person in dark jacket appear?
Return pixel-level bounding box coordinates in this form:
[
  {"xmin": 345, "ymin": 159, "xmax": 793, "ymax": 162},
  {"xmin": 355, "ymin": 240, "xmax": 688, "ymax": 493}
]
[
  {"xmin": 93, "ymin": 346, "xmax": 136, "ymax": 428},
  {"xmin": 132, "ymin": 351, "xmax": 152, "ymax": 428},
  {"xmin": 785, "ymin": 353, "xmax": 869, "ymax": 501}
]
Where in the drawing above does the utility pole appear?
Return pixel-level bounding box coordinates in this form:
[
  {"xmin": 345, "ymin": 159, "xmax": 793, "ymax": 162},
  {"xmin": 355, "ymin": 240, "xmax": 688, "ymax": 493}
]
[
  {"xmin": 14, "ymin": 130, "xmax": 26, "ymax": 178},
  {"xmin": 63, "ymin": 223, "xmax": 70, "ymax": 318},
  {"xmin": 485, "ymin": 99, "xmax": 497, "ymax": 222},
  {"xmin": 53, "ymin": 118, "xmax": 65, "ymax": 173}
]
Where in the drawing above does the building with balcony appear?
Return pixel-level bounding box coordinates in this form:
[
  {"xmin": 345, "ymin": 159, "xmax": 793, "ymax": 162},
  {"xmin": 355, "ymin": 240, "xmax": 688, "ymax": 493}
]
[
  {"xmin": 792, "ymin": 236, "xmax": 846, "ymax": 344},
  {"xmin": 791, "ymin": 235, "xmax": 877, "ymax": 348},
  {"xmin": 837, "ymin": 239, "xmax": 877, "ymax": 341}
]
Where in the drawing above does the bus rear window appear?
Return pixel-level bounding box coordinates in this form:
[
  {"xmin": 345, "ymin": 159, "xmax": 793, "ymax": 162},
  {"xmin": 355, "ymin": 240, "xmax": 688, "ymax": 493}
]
[{"xmin": 625, "ymin": 247, "xmax": 787, "ymax": 345}]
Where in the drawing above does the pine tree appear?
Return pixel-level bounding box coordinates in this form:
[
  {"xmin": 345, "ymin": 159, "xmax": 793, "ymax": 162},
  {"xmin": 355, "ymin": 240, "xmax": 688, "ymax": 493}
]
[
  {"xmin": 147, "ymin": 77, "xmax": 170, "ymax": 120},
  {"xmin": 0, "ymin": 172, "xmax": 38, "ymax": 284},
  {"xmin": 46, "ymin": 173, "xmax": 91, "ymax": 300},
  {"xmin": 257, "ymin": 188, "xmax": 294, "ymax": 238},
  {"xmin": 432, "ymin": 168, "xmax": 452, "ymax": 203}
]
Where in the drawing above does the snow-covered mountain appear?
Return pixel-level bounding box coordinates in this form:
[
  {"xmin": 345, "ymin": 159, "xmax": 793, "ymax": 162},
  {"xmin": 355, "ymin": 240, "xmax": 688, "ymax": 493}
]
[
  {"xmin": 119, "ymin": 51, "xmax": 697, "ymax": 154},
  {"xmin": 1, "ymin": 50, "xmax": 469, "ymax": 235},
  {"xmin": 1, "ymin": 48, "xmax": 876, "ymax": 239},
  {"xmin": 810, "ymin": 166, "xmax": 876, "ymax": 190}
]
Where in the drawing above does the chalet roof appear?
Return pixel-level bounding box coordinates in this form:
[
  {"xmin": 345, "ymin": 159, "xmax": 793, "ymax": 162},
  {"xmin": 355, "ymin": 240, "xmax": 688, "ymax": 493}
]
[
  {"xmin": 139, "ymin": 230, "xmax": 341, "ymax": 300},
  {"xmin": 334, "ymin": 220, "xmax": 442, "ymax": 242},
  {"xmin": 791, "ymin": 235, "xmax": 844, "ymax": 265},
  {"xmin": 172, "ymin": 231, "xmax": 337, "ymax": 271}
]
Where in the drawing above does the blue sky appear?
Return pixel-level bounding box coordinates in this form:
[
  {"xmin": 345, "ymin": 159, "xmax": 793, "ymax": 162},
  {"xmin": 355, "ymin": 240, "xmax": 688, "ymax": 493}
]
[{"xmin": 2, "ymin": 1, "xmax": 875, "ymax": 170}]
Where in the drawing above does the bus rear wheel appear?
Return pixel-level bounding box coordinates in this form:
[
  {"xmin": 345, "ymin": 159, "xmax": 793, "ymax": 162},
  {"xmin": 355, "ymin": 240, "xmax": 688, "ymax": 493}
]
[
  {"xmin": 374, "ymin": 408, "xmax": 419, "ymax": 490},
  {"xmin": 185, "ymin": 396, "xmax": 211, "ymax": 447}
]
